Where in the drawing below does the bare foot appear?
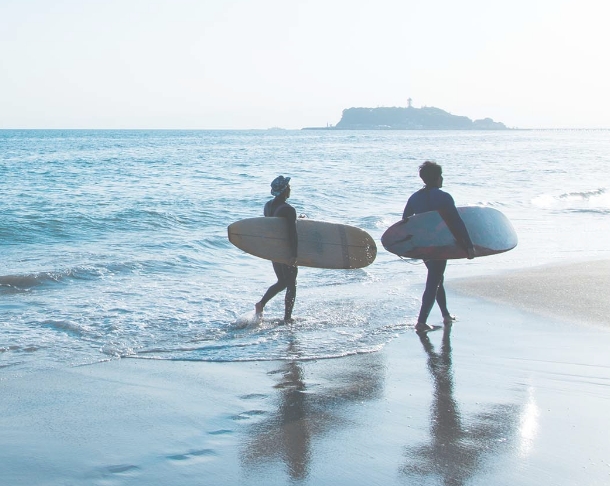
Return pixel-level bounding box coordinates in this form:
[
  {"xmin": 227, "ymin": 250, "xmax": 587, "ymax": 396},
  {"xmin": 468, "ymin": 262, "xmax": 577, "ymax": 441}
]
[
  {"xmin": 415, "ymin": 322, "xmax": 434, "ymax": 333},
  {"xmin": 255, "ymin": 302, "xmax": 263, "ymax": 315}
]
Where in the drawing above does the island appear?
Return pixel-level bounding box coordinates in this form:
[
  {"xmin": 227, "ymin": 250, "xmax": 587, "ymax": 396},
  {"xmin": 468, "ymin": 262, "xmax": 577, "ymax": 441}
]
[{"xmin": 303, "ymin": 104, "xmax": 508, "ymax": 130}]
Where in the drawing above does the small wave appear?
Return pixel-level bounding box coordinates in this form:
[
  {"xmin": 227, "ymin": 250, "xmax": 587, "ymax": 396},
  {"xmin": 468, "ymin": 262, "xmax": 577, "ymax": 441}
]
[
  {"xmin": 132, "ymin": 344, "xmax": 386, "ymax": 363},
  {"xmin": 558, "ymin": 188, "xmax": 606, "ymax": 200},
  {"xmin": 100, "ymin": 343, "xmax": 138, "ymax": 358},
  {"xmin": 0, "ymin": 272, "xmax": 64, "ymax": 291},
  {"xmin": 532, "ymin": 187, "xmax": 609, "ymax": 212},
  {"xmin": 0, "ymin": 345, "xmax": 22, "ymax": 353},
  {"xmin": 373, "ymin": 216, "xmax": 400, "ymax": 230},
  {"xmin": 0, "ymin": 344, "xmax": 40, "ymax": 353},
  {"xmin": 564, "ymin": 208, "xmax": 610, "ymax": 215},
  {"xmin": 0, "ymin": 264, "xmax": 132, "ymax": 293},
  {"xmin": 197, "ymin": 234, "xmax": 233, "ymax": 251},
  {"xmin": 42, "ymin": 319, "xmax": 86, "ymax": 337},
  {"xmin": 355, "ymin": 215, "xmax": 388, "ymax": 231},
  {"xmin": 140, "ymin": 209, "xmax": 196, "ymax": 229},
  {"xmin": 104, "ymin": 208, "xmax": 202, "ymax": 232}
]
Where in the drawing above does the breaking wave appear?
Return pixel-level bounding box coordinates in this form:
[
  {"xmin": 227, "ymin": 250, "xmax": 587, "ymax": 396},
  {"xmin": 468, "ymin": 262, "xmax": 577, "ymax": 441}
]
[{"xmin": 532, "ymin": 188, "xmax": 609, "ymax": 213}]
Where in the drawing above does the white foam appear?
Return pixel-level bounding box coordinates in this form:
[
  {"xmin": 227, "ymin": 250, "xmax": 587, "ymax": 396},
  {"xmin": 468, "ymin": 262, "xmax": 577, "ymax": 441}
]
[{"xmin": 232, "ymin": 311, "xmax": 263, "ymax": 330}]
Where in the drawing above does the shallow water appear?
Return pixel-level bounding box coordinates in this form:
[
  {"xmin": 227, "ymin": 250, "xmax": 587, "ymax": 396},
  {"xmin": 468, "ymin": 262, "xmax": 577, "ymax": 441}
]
[{"xmin": 1, "ymin": 129, "xmax": 609, "ymax": 373}]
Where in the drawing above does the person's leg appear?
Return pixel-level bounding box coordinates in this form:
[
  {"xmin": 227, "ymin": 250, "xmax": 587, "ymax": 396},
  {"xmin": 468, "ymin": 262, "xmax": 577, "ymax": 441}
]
[
  {"xmin": 417, "ymin": 260, "xmax": 447, "ymax": 326},
  {"xmin": 434, "ymin": 267, "xmax": 457, "ymax": 324},
  {"xmin": 282, "ymin": 265, "xmax": 298, "ymax": 322},
  {"xmin": 255, "ymin": 262, "xmax": 287, "ymax": 314},
  {"xmin": 435, "ymin": 272, "xmax": 449, "ymax": 316}
]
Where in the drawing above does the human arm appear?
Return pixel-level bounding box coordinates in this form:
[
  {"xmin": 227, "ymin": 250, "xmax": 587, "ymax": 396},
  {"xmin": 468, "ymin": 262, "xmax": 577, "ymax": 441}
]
[
  {"xmin": 438, "ymin": 195, "xmax": 475, "ymax": 258},
  {"xmin": 403, "ymin": 189, "xmax": 426, "ymax": 219},
  {"xmin": 402, "ymin": 198, "xmax": 415, "ymax": 220}
]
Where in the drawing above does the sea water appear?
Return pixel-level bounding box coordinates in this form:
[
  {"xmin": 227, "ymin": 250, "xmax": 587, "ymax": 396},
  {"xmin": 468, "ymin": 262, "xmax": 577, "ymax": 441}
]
[{"xmin": 1, "ymin": 129, "xmax": 609, "ymax": 374}]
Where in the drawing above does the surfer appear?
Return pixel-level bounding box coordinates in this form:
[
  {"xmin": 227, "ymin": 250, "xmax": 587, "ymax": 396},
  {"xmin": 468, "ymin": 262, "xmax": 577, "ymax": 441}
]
[
  {"xmin": 403, "ymin": 161, "xmax": 475, "ymax": 333},
  {"xmin": 255, "ymin": 175, "xmax": 298, "ymax": 324}
]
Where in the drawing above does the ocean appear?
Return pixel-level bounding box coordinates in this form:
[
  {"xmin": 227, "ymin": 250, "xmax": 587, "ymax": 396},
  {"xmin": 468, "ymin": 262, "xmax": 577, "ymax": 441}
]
[{"xmin": 1, "ymin": 129, "xmax": 609, "ymax": 375}]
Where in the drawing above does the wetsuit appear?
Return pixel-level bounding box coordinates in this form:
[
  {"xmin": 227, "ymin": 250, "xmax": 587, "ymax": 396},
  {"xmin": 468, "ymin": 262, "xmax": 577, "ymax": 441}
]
[
  {"xmin": 259, "ymin": 197, "xmax": 298, "ymax": 321},
  {"xmin": 403, "ymin": 187, "xmax": 473, "ymax": 325}
]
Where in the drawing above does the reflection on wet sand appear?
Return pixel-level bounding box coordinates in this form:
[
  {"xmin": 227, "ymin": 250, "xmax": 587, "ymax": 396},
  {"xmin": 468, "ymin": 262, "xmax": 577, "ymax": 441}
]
[
  {"xmin": 240, "ymin": 336, "xmax": 385, "ymax": 481},
  {"xmin": 402, "ymin": 325, "xmax": 521, "ymax": 485}
]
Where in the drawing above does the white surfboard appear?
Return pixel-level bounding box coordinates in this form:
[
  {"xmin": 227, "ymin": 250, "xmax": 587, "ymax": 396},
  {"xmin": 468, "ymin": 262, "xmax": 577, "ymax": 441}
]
[
  {"xmin": 227, "ymin": 217, "xmax": 377, "ymax": 269},
  {"xmin": 381, "ymin": 206, "xmax": 518, "ymax": 260}
]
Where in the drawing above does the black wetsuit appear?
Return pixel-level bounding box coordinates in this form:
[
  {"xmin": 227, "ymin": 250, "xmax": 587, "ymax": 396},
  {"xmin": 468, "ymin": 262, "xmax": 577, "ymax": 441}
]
[
  {"xmin": 259, "ymin": 197, "xmax": 298, "ymax": 320},
  {"xmin": 404, "ymin": 187, "xmax": 473, "ymax": 324}
]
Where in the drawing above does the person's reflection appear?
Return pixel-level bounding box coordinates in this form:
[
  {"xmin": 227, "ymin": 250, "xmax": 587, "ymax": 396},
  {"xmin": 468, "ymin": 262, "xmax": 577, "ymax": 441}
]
[
  {"xmin": 419, "ymin": 325, "xmax": 471, "ymax": 484},
  {"xmin": 402, "ymin": 325, "xmax": 519, "ymax": 485},
  {"xmin": 239, "ymin": 337, "xmax": 310, "ymax": 480},
  {"xmin": 241, "ymin": 334, "xmax": 384, "ymax": 481},
  {"xmin": 420, "ymin": 326, "xmax": 462, "ymax": 458},
  {"xmin": 272, "ymin": 350, "xmax": 310, "ymax": 480}
]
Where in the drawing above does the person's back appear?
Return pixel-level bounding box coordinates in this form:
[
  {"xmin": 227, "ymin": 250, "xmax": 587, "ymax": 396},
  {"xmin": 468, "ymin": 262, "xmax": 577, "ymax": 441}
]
[
  {"xmin": 402, "ymin": 161, "xmax": 474, "ymax": 333},
  {"xmin": 404, "ymin": 186, "xmax": 456, "ymax": 217},
  {"xmin": 404, "ymin": 186, "xmax": 472, "ymax": 252}
]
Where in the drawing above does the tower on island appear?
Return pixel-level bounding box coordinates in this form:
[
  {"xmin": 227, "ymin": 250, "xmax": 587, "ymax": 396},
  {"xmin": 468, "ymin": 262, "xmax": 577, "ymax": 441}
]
[{"xmin": 407, "ymin": 98, "xmax": 413, "ymax": 108}]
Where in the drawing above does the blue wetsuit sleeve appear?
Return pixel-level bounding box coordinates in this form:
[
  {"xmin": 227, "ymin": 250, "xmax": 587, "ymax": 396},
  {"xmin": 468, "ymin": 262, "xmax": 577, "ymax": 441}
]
[
  {"xmin": 405, "ymin": 189, "xmax": 473, "ymax": 250},
  {"xmin": 439, "ymin": 198, "xmax": 474, "ymax": 250},
  {"xmin": 403, "ymin": 191, "xmax": 420, "ymax": 219}
]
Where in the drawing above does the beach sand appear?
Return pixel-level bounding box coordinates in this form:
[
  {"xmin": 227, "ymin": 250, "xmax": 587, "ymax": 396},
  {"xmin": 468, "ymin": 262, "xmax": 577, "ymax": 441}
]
[
  {"xmin": 2, "ymin": 261, "xmax": 610, "ymax": 485},
  {"xmin": 450, "ymin": 259, "xmax": 610, "ymax": 327}
]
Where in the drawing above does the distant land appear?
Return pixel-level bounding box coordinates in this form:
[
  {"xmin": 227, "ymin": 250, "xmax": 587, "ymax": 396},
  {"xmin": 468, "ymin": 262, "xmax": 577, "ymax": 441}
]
[{"xmin": 303, "ymin": 106, "xmax": 509, "ymax": 130}]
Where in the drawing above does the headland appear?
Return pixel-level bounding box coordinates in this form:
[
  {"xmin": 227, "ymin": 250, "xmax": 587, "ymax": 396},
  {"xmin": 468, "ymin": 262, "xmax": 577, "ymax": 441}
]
[{"xmin": 304, "ymin": 105, "xmax": 508, "ymax": 130}]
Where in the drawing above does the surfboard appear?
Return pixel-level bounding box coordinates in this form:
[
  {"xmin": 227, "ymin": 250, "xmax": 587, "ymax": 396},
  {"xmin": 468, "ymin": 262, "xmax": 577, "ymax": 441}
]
[
  {"xmin": 227, "ymin": 217, "xmax": 377, "ymax": 269},
  {"xmin": 381, "ymin": 206, "xmax": 517, "ymax": 260}
]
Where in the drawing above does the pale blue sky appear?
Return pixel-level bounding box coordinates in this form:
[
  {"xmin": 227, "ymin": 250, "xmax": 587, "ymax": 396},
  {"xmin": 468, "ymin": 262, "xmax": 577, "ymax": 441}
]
[{"xmin": 1, "ymin": 0, "xmax": 608, "ymax": 129}]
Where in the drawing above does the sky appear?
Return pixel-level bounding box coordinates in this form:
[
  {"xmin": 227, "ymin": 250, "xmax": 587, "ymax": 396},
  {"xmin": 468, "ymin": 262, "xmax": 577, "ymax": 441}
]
[{"xmin": 1, "ymin": 0, "xmax": 609, "ymax": 129}]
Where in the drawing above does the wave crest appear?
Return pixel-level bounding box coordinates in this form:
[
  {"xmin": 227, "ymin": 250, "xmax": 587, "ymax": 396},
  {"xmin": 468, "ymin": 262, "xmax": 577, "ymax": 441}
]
[
  {"xmin": 532, "ymin": 187, "xmax": 609, "ymax": 213},
  {"xmin": 0, "ymin": 264, "xmax": 127, "ymax": 292}
]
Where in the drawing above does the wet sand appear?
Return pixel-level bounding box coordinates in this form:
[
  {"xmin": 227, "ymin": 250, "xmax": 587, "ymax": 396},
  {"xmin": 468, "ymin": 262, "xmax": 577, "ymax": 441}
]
[
  {"xmin": 449, "ymin": 259, "xmax": 610, "ymax": 326},
  {"xmin": 2, "ymin": 261, "xmax": 610, "ymax": 485}
]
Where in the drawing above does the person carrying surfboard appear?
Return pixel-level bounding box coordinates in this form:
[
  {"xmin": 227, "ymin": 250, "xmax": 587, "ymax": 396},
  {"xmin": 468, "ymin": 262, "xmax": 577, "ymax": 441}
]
[
  {"xmin": 403, "ymin": 161, "xmax": 476, "ymax": 333},
  {"xmin": 255, "ymin": 175, "xmax": 298, "ymax": 324}
]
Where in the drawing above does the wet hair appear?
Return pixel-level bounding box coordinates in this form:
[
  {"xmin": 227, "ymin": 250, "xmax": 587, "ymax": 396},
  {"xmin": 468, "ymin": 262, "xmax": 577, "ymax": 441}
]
[{"xmin": 419, "ymin": 161, "xmax": 442, "ymax": 186}]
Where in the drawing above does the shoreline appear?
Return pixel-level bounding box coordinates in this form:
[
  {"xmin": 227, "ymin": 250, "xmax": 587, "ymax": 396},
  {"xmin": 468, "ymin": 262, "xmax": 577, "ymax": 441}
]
[{"xmin": 1, "ymin": 259, "xmax": 610, "ymax": 485}]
